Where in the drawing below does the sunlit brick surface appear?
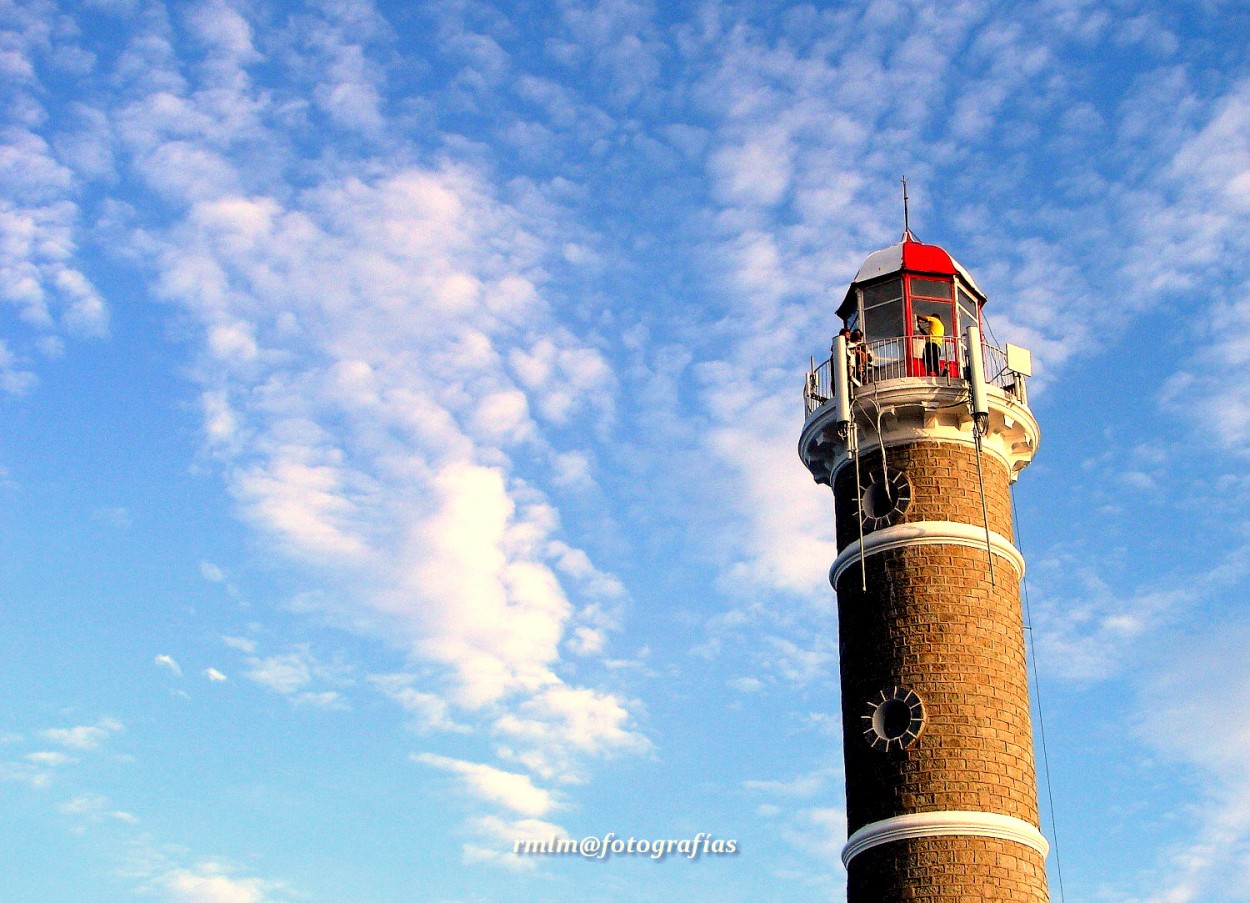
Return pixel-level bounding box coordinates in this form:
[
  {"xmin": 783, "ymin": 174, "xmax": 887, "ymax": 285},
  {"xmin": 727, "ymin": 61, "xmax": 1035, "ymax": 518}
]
[
  {"xmin": 833, "ymin": 442, "xmax": 1015, "ymax": 549},
  {"xmin": 848, "ymin": 835, "xmax": 1049, "ymax": 902}
]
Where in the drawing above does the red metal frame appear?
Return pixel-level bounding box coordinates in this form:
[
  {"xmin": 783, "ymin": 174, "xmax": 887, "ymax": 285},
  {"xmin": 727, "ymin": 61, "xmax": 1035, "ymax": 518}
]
[{"xmin": 904, "ymin": 275, "xmax": 958, "ymax": 378}]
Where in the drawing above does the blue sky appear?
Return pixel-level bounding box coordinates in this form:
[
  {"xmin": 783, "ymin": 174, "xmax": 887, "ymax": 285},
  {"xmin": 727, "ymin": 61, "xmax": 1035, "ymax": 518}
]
[{"xmin": 3, "ymin": 0, "xmax": 1250, "ymax": 900}]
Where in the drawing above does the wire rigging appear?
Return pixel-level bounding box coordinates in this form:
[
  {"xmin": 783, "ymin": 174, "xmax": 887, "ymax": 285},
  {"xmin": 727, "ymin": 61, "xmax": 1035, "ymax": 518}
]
[
  {"xmin": 972, "ymin": 425, "xmax": 996, "ymax": 587},
  {"xmin": 1012, "ymin": 488, "xmax": 1066, "ymax": 903},
  {"xmin": 851, "ymin": 423, "xmax": 867, "ymax": 592}
]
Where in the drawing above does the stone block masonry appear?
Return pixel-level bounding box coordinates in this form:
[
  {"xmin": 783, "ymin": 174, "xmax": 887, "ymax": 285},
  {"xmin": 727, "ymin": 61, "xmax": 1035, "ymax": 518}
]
[
  {"xmin": 849, "ymin": 836, "xmax": 1048, "ymax": 902},
  {"xmin": 833, "ymin": 441, "xmax": 1015, "ymax": 550}
]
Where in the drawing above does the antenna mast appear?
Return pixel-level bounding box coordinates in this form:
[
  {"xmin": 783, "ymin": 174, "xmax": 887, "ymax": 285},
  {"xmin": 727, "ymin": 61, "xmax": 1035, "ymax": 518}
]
[{"xmin": 901, "ymin": 176, "xmax": 911, "ymax": 237}]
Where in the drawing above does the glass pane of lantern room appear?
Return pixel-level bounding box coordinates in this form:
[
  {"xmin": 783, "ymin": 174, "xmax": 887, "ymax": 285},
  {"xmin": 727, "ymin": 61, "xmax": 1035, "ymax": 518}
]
[
  {"xmin": 957, "ymin": 287, "xmax": 978, "ymax": 333},
  {"xmin": 863, "ymin": 298, "xmax": 904, "ymax": 343},
  {"xmin": 911, "ymin": 299, "xmax": 953, "ymax": 337},
  {"xmin": 861, "ymin": 278, "xmax": 901, "ymax": 309},
  {"xmin": 860, "ymin": 278, "xmax": 902, "ymax": 343},
  {"xmin": 909, "ymin": 278, "xmax": 952, "ymax": 299}
]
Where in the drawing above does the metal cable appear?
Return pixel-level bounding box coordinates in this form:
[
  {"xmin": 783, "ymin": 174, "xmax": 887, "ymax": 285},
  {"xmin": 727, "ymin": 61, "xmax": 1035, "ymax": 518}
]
[
  {"xmin": 972, "ymin": 428, "xmax": 996, "ymax": 586},
  {"xmin": 982, "ymin": 310, "xmax": 1002, "ymax": 349},
  {"xmin": 1012, "ymin": 488, "xmax": 1067, "ymax": 903},
  {"xmin": 855, "ymin": 387, "xmax": 894, "ymax": 516},
  {"xmin": 852, "ymin": 424, "xmax": 867, "ymax": 591}
]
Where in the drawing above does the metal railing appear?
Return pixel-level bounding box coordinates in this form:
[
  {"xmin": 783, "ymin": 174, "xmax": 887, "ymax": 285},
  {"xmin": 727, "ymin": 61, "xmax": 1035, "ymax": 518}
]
[
  {"xmin": 980, "ymin": 342, "xmax": 1023, "ymax": 392},
  {"xmin": 804, "ymin": 335, "xmax": 1028, "ymax": 415}
]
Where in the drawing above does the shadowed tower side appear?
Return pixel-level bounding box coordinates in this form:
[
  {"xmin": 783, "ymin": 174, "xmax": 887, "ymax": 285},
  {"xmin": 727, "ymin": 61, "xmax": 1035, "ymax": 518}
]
[{"xmin": 799, "ymin": 230, "xmax": 1048, "ymax": 901}]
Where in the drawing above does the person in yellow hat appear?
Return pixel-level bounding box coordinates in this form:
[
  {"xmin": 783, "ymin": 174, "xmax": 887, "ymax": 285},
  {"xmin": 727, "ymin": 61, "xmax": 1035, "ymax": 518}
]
[{"xmin": 916, "ymin": 314, "xmax": 944, "ymax": 375}]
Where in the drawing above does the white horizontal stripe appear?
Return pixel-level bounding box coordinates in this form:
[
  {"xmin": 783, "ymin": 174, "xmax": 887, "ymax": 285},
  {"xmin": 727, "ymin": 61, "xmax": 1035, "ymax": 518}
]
[
  {"xmin": 830, "ymin": 520, "xmax": 1024, "ymax": 587},
  {"xmin": 842, "ymin": 810, "xmax": 1049, "ymax": 866}
]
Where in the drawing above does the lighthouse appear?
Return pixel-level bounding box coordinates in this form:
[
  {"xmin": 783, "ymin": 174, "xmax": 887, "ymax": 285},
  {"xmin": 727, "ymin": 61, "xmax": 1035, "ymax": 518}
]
[{"xmin": 799, "ymin": 229, "xmax": 1048, "ymax": 900}]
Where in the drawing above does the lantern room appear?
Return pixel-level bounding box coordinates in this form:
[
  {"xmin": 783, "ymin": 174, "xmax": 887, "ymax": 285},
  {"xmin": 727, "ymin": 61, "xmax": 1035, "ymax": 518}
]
[
  {"xmin": 801, "ymin": 228, "xmax": 1037, "ymax": 489},
  {"xmin": 835, "ymin": 231, "xmax": 985, "ymax": 379}
]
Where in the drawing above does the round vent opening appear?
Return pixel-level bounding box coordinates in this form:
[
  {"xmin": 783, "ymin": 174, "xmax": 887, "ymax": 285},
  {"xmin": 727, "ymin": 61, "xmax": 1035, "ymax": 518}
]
[
  {"xmin": 862, "ymin": 686, "xmax": 925, "ymax": 751},
  {"xmin": 859, "ymin": 469, "xmax": 911, "ymax": 531}
]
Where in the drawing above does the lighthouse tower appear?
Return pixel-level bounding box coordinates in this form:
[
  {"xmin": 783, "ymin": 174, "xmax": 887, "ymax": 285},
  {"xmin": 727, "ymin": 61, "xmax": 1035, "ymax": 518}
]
[{"xmin": 799, "ymin": 230, "xmax": 1047, "ymax": 901}]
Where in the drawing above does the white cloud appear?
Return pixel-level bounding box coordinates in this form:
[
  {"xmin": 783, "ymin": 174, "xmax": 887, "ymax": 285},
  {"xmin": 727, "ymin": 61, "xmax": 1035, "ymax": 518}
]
[
  {"xmin": 414, "ymin": 752, "xmax": 558, "ymax": 817},
  {"xmin": 156, "ymin": 861, "xmax": 290, "ymax": 903},
  {"xmin": 1115, "ymin": 78, "xmax": 1250, "ymax": 456},
  {"xmin": 197, "ymin": 555, "xmax": 238, "ymax": 597},
  {"xmin": 1132, "ymin": 626, "xmax": 1250, "ymax": 903},
  {"xmin": 1031, "ymin": 538, "xmax": 1250, "ymax": 683},
  {"xmin": 0, "ymin": 760, "xmax": 52, "ymax": 788},
  {"xmin": 186, "ymin": 0, "xmax": 260, "ymax": 66},
  {"xmin": 204, "ymin": 668, "xmax": 227, "ymax": 682},
  {"xmin": 566, "ymin": 626, "xmax": 606, "ymax": 657},
  {"xmin": 58, "ymin": 792, "xmax": 141, "ymax": 831},
  {"xmin": 26, "ymin": 751, "xmax": 75, "ymax": 767},
  {"xmin": 728, "ymin": 676, "xmax": 763, "ymax": 693},
  {"xmin": 547, "ymin": 541, "xmax": 627, "ymax": 601},
  {"xmin": 0, "ymin": 5, "xmax": 109, "ymax": 363},
  {"xmin": 706, "ymin": 396, "xmax": 837, "ymax": 600},
  {"xmin": 201, "ymin": 390, "xmax": 241, "ymax": 450},
  {"xmin": 41, "ymin": 717, "xmax": 123, "ymax": 751},
  {"xmin": 59, "ymin": 793, "xmax": 110, "ymax": 816},
  {"xmin": 231, "ymin": 443, "xmax": 374, "ymax": 563},
  {"xmin": 0, "ymin": 339, "xmax": 36, "ymax": 395},
  {"xmin": 295, "ymin": 2, "xmax": 390, "ymax": 136},
  {"xmin": 121, "ymin": 824, "xmax": 289, "ymax": 901},
  {"xmin": 780, "ymin": 806, "xmax": 847, "ymax": 862},
  {"xmin": 493, "ymin": 684, "xmax": 650, "ymax": 781},
  {"xmin": 293, "ymin": 691, "xmax": 348, "ymax": 711},
  {"xmin": 405, "ymin": 462, "xmax": 572, "ymax": 707},
  {"xmin": 370, "ymin": 674, "xmax": 466, "ymax": 734},
  {"xmin": 709, "ymin": 132, "xmax": 794, "ymax": 208},
  {"xmin": 743, "ymin": 766, "xmax": 838, "ymax": 799},
  {"xmin": 245, "ymin": 653, "xmax": 310, "ymax": 695},
  {"xmin": 762, "ymin": 635, "xmax": 837, "ymax": 685},
  {"xmin": 94, "ymin": 506, "xmax": 132, "ymax": 527},
  {"xmin": 461, "ymin": 813, "xmax": 568, "ymax": 872},
  {"xmin": 238, "ymin": 645, "xmax": 348, "ymax": 710},
  {"xmin": 144, "ymin": 166, "xmax": 621, "ymax": 745},
  {"xmin": 1032, "ymin": 575, "xmax": 1188, "ymax": 682},
  {"xmin": 154, "ymin": 654, "xmax": 182, "ymax": 676},
  {"xmin": 507, "ymin": 335, "xmax": 615, "ymax": 425}
]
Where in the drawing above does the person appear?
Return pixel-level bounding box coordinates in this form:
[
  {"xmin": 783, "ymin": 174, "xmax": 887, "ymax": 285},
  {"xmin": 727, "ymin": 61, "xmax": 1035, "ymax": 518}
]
[
  {"xmin": 849, "ymin": 328, "xmax": 870, "ymax": 384},
  {"xmin": 917, "ymin": 314, "xmax": 944, "ymax": 375},
  {"xmin": 834, "ymin": 326, "xmax": 851, "ymax": 352},
  {"xmin": 832, "ymin": 326, "xmax": 854, "ymax": 387}
]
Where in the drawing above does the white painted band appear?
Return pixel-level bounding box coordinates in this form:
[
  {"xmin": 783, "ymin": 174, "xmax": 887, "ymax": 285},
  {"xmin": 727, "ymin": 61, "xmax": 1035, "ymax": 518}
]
[
  {"xmin": 830, "ymin": 520, "xmax": 1024, "ymax": 587},
  {"xmin": 842, "ymin": 810, "xmax": 1049, "ymax": 867}
]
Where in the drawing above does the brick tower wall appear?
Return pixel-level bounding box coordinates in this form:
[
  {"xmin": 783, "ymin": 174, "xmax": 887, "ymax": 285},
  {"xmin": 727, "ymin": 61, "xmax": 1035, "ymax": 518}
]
[
  {"xmin": 833, "ymin": 441, "xmax": 1014, "ymax": 550},
  {"xmin": 832, "ymin": 440, "xmax": 1048, "ymax": 902},
  {"xmin": 848, "ymin": 836, "xmax": 1048, "ymax": 902}
]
